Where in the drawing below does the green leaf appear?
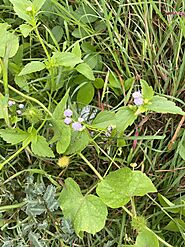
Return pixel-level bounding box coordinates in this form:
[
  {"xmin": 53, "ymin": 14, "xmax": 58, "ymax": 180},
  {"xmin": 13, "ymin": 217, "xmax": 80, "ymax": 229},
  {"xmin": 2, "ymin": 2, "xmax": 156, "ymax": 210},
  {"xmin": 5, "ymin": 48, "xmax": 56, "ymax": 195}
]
[
  {"xmin": 92, "ymin": 111, "xmax": 116, "ymax": 129},
  {"xmin": 53, "ymin": 89, "xmax": 69, "ymax": 120},
  {"xmin": 31, "ymin": 135, "xmax": 55, "ymax": 158},
  {"xmin": 96, "ymin": 168, "xmax": 157, "ymax": 208},
  {"xmin": 28, "ymin": 232, "xmax": 44, "ymax": 247},
  {"xmin": 33, "ymin": 0, "xmax": 46, "ymax": 12},
  {"xmin": 14, "ymin": 74, "xmax": 29, "ymax": 92},
  {"xmin": 94, "ymin": 78, "xmax": 104, "ymax": 89},
  {"xmin": 115, "ymin": 107, "xmax": 137, "ymax": 132},
  {"xmin": 147, "ymin": 96, "xmax": 185, "ymax": 115},
  {"xmin": 59, "ymin": 178, "xmax": 108, "ymax": 237},
  {"xmin": 0, "ymin": 93, "xmax": 8, "ymax": 122},
  {"xmin": 135, "ymin": 229, "xmax": 159, "ymax": 247},
  {"xmin": 65, "ymin": 130, "xmax": 89, "ymax": 155},
  {"xmin": 0, "ymin": 128, "xmax": 29, "ymax": 145},
  {"xmin": 108, "ymin": 71, "xmax": 121, "ymax": 89},
  {"xmin": 77, "ymin": 82, "xmax": 94, "ymax": 105},
  {"xmin": 19, "ymin": 24, "xmax": 32, "ymax": 38},
  {"xmin": 164, "ymin": 219, "xmax": 185, "ymax": 232},
  {"xmin": 52, "ymin": 51, "xmax": 83, "ymax": 68},
  {"xmin": 50, "ymin": 120, "xmax": 71, "ymax": 154},
  {"xmin": 140, "ymin": 79, "xmax": 154, "ymax": 100},
  {"xmin": 0, "ymin": 23, "xmax": 19, "ymax": 58},
  {"xmin": 158, "ymin": 193, "xmax": 179, "ymax": 214},
  {"xmin": 76, "ymin": 63, "xmax": 95, "ymax": 81},
  {"xmin": 9, "ymin": 0, "xmax": 33, "ymax": 23},
  {"xmin": 19, "ymin": 61, "xmax": 45, "ymax": 76},
  {"xmin": 72, "ymin": 42, "xmax": 81, "ymax": 59}
]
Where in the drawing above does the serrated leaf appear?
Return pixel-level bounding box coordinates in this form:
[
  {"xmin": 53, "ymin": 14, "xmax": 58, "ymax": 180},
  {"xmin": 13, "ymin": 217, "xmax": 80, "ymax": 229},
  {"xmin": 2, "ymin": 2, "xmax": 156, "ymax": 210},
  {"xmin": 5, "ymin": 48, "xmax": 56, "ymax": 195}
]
[
  {"xmin": 96, "ymin": 168, "xmax": 157, "ymax": 208},
  {"xmin": 135, "ymin": 229, "xmax": 159, "ymax": 247},
  {"xmin": 140, "ymin": 79, "xmax": 154, "ymax": 100},
  {"xmin": 65, "ymin": 130, "xmax": 89, "ymax": 155},
  {"xmin": 59, "ymin": 178, "xmax": 108, "ymax": 237},
  {"xmin": 76, "ymin": 63, "xmax": 95, "ymax": 80},
  {"xmin": 19, "ymin": 61, "xmax": 45, "ymax": 76},
  {"xmin": 19, "ymin": 24, "xmax": 32, "ymax": 38},
  {"xmin": 115, "ymin": 107, "xmax": 137, "ymax": 133},
  {"xmin": 31, "ymin": 135, "xmax": 54, "ymax": 158},
  {"xmin": 53, "ymin": 89, "xmax": 69, "ymax": 120},
  {"xmin": 28, "ymin": 232, "xmax": 44, "ymax": 247},
  {"xmin": 77, "ymin": 83, "xmax": 94, "ymax": 105},
  {"xmin": 43, "ymin": 185, "xmax": 58, "ymax": 212},
  {"xmin": 52, "ymin": 51, "xmax": 83, "ymax": 68},
  {"xmin": 92, "ymin": 111, "xmax": 116, "ymax": 129},
  {"xmin": 9, "ymin": 0, "xmax": 33, "ymax": 23},
  {"xmin": 0, "ymin": 128, "xmax": 29, "ymax": 145},
  {"xmin": 147, "ymin": 96, "xmax": 185, "ymax": 115}
]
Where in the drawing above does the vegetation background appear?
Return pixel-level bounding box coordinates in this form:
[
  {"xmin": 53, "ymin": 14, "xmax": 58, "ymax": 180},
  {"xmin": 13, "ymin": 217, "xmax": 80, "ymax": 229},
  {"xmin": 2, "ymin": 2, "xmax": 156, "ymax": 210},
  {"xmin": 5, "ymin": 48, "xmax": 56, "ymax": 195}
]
[{"xmin": 0, "ymin": 0, "xmax": 185, "ymax": 246}]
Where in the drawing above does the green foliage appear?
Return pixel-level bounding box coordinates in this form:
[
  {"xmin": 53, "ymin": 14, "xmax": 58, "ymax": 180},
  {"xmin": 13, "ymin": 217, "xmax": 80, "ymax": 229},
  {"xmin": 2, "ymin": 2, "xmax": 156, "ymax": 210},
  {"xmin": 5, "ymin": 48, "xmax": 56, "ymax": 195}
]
[
  {"xmin": 77, "ymin": 82, "xmax": 95, "ymax": 105},
  {"xmin": 141, "ymin": 79, "xmax": 154, "ymax": 100},
  {"xmin": 51, "ymin": 51, "xmax": 83, "ymax": 68},
  {"xmin": 59, "ymin": 178, "xmax": 108, "ymax": 238},
  {"xmin": 19, "ymin": 61, "xmax": 45, "ymax": 76},
  {"xmin": 76, "ymin": 63, "xmax": 95, "ymax": 81},
  {"xmin": 96, "ymin": 168, "xmax": 157, "ymax": 208},
  {"xmin": 31, "ymin": 135, "xmax": 54, "ymax": 158},
  {"xmin": 92, "ymin": 111, "xmax": 116, "ymax": 129},
  {"xmin": 0, "ymin": 128, "xmax": 29, "ymax": 145},
  {"xmin": 52, "ymin": 89, "xmax": 69, "ymax": 120},
  {"xmin": 135, "ymin": 229, "xmax": 159, "ymax": 247}
]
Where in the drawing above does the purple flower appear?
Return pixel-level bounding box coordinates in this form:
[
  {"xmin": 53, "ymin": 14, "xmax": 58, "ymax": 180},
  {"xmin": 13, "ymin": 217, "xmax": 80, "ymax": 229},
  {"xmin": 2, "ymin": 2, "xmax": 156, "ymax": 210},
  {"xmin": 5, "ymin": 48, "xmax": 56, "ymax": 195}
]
[
  {"xmin": 64, "ymin": 117, "xmax": 72, "ymax": 125},
  {"xmin": 8, "ymin": 100, "xmax": 15, "ymax": 106},
  {"xmin": 64, "ymin": 109, "xmax": 73, "ymax": 117},
  {"xmin": 132, "ymin": 91, "xmax": 142, "ymax": 99},
  {"xmin": 72, "ymin": 122, "xmax": 83, "ymax": 131},
  {"xmin": 134, "ymin": 97, "xmax": 143, "ymax": 106}
]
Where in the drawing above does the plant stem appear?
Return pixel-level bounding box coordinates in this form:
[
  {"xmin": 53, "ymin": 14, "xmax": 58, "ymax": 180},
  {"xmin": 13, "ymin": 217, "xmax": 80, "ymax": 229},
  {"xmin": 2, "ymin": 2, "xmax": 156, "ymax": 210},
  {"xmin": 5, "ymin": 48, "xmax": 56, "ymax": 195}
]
[
  {"xmin": 0, "ymin": 80, "xmax": 52, "ymax": 117},
  {"xmin": 78, "ymin": 153, "xmax": 103, "ymax": 180}
]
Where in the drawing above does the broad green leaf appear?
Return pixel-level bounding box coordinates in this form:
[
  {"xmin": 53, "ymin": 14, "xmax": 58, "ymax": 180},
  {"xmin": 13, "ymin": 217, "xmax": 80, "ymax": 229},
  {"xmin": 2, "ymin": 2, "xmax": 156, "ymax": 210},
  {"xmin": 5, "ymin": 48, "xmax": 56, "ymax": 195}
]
[
  {"xmin": 135, "ymin": 229, "xmax": 159, "ymax": 247},
  {"xmin": 94, "ymin": 78, "xmax": 104, "ymax": 89},
  {"xmin": 125, "ymin": 77, "xmax": 135, "ymax": 91},
  {"xmin": 33, "ymin": 0, "xmax": 46, "ymax": 12},
  {"xmin": 76, "ymin": 63, "xmax": 95, "ymax": 81},
  {"xmin": 19, "ymin": 61, "xmax": 45, "ymax": 76},
  {"xmin": 92, "ymin": 111, "xmax": 116, "ymax": 129},
  {"xmin": 147, "ymin": 96, "xmax": 185, "ymax": 115},
  {"xmin": 96, "ymin": 168, "xmax": 157, "ymax": 208},
  {"xmin": 59, "ymin": 178, "xmax": 108, "ymax": 237},
  {"xmin": 53, "ymin": 89, "xmax": 69, "ymax": 120},
  {"xmin": 77, "ymin": 83, "xmax": 94, "ymax": 105},
  {"xmin": 9, "ymin": 0, "xmax": 33, "ymax": 23},
  {"xmin": 31, "ymin": 135, "xmax": 54, "ymax": 158},
  {"xmin": 52, "ymin": 51, "xmax": 83, "ymax": 68},
  {"xmin": 0, "ymin": 128, "xmax": 29, "ymax": 145},
  {"xmin": 19, "ymin": 24, "xmax": 32, "ymax": 38},
  {"xmin": 115, "ymin": 107, "xmax": 137, "ymax": 132},
  {"xmin": 50, "ymin": 120, "xmax": 71, "ymax": 154},
  {"xmin": 73, "ymin": 5, "xmax": 98, "ymax": 24},
  {"xmin": 72, "ymin": 42, "xmax": 81, "ymax": 59},
  {"xmin": 14, "ymin": 74, "xmax": 29, "ymax": 92},
  {"xmin": 50, "ymin": 25, "xmax": 64, "ymax": 43},
  {"xmin": 0, "ymin": 23, "xmax": 19, "ymax": 58},
  {"xmin": 140, "ymin": 79, "xmax": 154, "ymax": 100},
  {"xmin": 65, "ymin": 130, "xmax": 89, "ymax": 155},
  {"xmin": 164, "ymin": 219, "xmax": 185, "ymax": 232}
]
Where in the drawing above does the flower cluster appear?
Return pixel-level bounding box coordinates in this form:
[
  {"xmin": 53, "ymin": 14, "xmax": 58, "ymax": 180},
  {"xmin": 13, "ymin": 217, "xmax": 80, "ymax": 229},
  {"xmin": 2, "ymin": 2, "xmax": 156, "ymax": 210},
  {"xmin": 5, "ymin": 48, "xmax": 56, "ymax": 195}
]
[
  {"xmin": 64, "ymin": 109, "xmax": 84, "ymax": 132},
  {"xmin": 132, "ymin": 90, "xmax": 143, "ymax": 106},
  {"xmin": 8, "ymin": 100, "xmax": 25, "ymax": 115}
]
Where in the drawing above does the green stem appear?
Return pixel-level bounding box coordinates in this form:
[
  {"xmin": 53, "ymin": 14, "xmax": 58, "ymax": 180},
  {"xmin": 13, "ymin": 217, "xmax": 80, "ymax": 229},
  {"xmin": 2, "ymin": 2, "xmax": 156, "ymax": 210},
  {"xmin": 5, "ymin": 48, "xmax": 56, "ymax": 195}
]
[
  {"xmin": 0, "ymin": 81, "xmax": 52, "ymax": 117},
  {"xmin": 0, "ymin": 142, "xmax": 30, "ymax": 170},
  {"xmin": 0, "ymin": 201, "xmax": 27, "ymax": 212},
  {"xmin": 131, "ymin": 197, "xmax": 137, "ymax": 217},
  {"xmin": 78, "ymin": 153, "xmax": 103, "ymax": 180}
]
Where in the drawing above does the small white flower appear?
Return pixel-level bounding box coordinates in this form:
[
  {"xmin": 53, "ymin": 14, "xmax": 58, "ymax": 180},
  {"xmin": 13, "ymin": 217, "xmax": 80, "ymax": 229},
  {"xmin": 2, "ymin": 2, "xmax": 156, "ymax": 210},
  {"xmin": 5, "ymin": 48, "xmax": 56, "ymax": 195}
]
[
  {"xmin": 8, "ymin": 100, "xmax": 15, "ymax": 106},
  {"xmin": 16, "ymin": 110, "xmax": 22, "ymax": 115},
  {"xmin": 19, "ymin": 103, "xmax": 24, "ymax": 109},
  {"xmin": 78, "ymin": 117, "xmax": 84, "ymax": 123}
]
